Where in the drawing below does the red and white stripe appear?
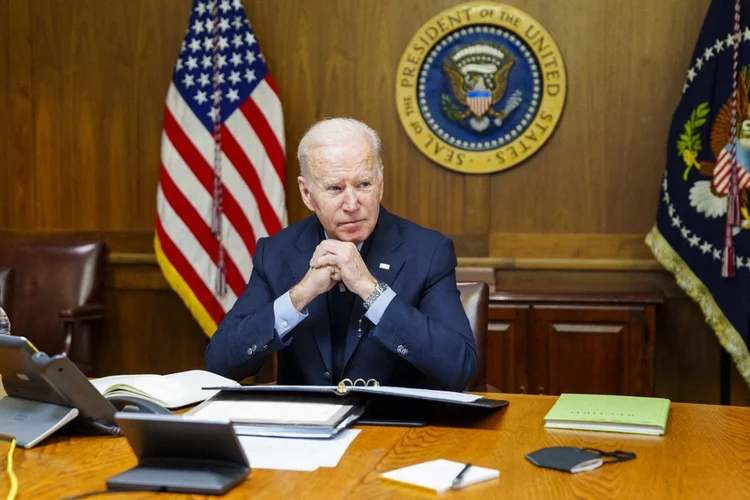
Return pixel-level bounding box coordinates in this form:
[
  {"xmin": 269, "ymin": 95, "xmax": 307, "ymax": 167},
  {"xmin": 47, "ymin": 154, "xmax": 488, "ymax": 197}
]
[
  {"xmin": 157, "ymin": 76, "xmax": 286, "ymax": 325},
  {"xmin": 713, "ymin": 147, "xmax": 750, "ymax": 194},
  {"xmin": 468, "ymin": 95, "xmax": 492, "ymax": 116}
]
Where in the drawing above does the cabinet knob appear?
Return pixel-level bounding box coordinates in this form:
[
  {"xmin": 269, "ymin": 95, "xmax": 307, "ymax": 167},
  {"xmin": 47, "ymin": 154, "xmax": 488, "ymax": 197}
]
[
  {"xmin": 538, "ymin": 386, "xmax": 545, "ymax": 395},
  {"xmin": 519, "ymin": 386, "xmax": 526, "ymax": 394}
]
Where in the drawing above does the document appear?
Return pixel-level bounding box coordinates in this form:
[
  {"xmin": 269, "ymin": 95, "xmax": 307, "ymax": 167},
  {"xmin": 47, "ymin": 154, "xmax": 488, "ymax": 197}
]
[
  {"xmin": 381, "ymin": 459, "xmax": 499, "ymax": 493},
  {"xmin": 237, "ymin": 429, "xmax": 361, "ymax": 471},
  {"xmin": 188, "ymin": 392, "xmax": 364, "ymax": 438},
  {"xmin": 192, "ymin": 397, "xmax": 351, "ymax": 425}
]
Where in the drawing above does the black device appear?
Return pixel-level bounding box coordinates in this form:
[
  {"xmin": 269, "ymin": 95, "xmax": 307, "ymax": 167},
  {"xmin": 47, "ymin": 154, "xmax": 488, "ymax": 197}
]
[
  {"xmin": 32, "ymin": 351, "xmax": 171, "ymax": 432},
  {"xmin": 0, "ymin": 335, "xmax": 71, "ymax": 407},
  {"xmin": 525, "ymin": 446, "xmax": 636, "ymax": 473},
  {"xmin": 107, "ymin": 413, "xmax": 250, "ymax": 495},
  {"xmin": 0, "ymin": 335, "xmax": 170, "ymax": 439}
]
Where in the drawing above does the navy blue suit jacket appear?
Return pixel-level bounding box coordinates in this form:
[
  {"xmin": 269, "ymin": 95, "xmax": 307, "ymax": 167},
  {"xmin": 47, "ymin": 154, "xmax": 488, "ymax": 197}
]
[{"xmin": 205, "ymin": 206, "xmax": 477, "ymax": 391}]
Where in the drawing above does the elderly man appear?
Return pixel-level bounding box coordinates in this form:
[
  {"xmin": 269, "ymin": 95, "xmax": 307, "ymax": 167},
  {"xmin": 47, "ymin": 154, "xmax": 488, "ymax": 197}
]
[{"xmin": 205, "ymin": 118, "xmax": 476, "ymax": 391}]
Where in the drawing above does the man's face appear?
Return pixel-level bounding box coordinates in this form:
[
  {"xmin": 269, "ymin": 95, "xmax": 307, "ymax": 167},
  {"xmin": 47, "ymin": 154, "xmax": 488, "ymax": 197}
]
[{"xmin": 298, "ymin": 146, "xmax": 383, "ymax": 244}]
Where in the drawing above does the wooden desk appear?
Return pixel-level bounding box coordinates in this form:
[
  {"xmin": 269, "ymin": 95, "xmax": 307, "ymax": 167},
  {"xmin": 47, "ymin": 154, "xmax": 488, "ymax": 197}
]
[{"xmin": 2, "ymin": 394, "xmax": 749, "ymax": 499}]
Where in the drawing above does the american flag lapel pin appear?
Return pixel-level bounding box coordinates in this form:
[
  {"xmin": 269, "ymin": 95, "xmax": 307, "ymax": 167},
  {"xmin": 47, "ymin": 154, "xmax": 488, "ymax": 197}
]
[{"xmin": 379, "ymin": 263, "xmax": 390, "ymax": 270}]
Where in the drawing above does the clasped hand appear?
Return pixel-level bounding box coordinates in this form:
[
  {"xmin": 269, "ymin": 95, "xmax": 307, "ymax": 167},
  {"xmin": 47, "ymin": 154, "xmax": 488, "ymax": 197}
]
[{"xmin": 290, "ymin": 240, "xmax": 376, "ymax": 312}]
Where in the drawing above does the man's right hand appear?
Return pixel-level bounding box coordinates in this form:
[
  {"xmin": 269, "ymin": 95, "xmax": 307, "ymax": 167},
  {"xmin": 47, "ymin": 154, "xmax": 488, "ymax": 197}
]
[{"xmin": 289, "ymin": 265, "xmax": 339, "ymax": 312}]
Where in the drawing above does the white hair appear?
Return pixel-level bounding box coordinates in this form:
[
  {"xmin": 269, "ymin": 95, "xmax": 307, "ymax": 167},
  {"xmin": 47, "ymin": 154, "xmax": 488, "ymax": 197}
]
[{"xmin": 297, "ymin": 118, "xmax": 383, "ymax": 182}]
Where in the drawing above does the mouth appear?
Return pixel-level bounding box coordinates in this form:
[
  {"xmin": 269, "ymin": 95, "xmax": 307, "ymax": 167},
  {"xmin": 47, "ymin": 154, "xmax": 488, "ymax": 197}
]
[{"xmin": 339, "ymin": 220, "xmax": 363, "ymax": 227}]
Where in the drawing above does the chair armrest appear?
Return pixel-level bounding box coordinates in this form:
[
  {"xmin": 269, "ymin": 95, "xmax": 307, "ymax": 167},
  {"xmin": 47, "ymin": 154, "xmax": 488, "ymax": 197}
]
[{"xmin": 59, "ymin": 304, "xmax": 105, "ymax": 320}]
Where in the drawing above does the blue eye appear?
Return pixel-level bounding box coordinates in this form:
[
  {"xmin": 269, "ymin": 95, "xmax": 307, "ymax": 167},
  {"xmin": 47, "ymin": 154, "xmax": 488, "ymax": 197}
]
[
  {"xmin": 328, "ymin": 186, "xmax": 341, "ymax": 192},
  {"xmin": 359, "ymin": 182, "xmax": 371, "ymax": 188}
]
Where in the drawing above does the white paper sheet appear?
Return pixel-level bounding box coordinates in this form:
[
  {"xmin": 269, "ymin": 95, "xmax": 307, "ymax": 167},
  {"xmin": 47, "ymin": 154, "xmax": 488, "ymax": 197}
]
[
  {"xmin": 192, "ymin": 399, "xmax": 348, "ymax": 424},
  {"xmin": 355, "ymin": 385, "xmax": 482, "ymax": 403},
  {"xmin": 237, "ymin": 429, "xmax": 361, "ymax": 471}
]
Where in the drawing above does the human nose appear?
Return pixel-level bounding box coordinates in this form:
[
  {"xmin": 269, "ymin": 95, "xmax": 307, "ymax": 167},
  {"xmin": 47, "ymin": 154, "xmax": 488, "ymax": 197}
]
[{"xmin": 341, "ymin": 186, "xmax": 359, "ymax": 212}]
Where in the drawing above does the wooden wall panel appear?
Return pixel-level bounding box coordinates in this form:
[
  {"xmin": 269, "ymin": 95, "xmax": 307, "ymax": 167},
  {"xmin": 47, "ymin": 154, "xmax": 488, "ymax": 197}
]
[
  {"xmin": 0, "ymin": 0, "xmax": 34, "ymax": 229},
  {"xmin": 100, "ymin": 287, "xmax": 208, "ymax": 376},
  {"xmin": 246, "ymin": 0, "xmax": 712, "ymax": 234},
  {"xmin": 0, "ymin": 0, "xmax": 713, "ymax": 235},
  {"xmin": 487, "ymin": 0, "xmax": 712, "ymax": 234},
  {"xmin": 24, "ymin": 0, "xmax": 188, "ymax": 230}
]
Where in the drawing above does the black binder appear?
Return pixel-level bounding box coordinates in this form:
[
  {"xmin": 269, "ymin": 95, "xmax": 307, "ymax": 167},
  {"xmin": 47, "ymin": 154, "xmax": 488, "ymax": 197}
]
[{"xmin": 202, "ymin": 381, "xmax": 508, "ymax": 426}]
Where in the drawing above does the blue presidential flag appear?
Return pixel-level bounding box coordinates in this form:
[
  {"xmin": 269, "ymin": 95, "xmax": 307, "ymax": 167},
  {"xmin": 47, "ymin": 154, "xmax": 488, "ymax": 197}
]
[{"xmin": 647, "ymin": 0, "xmax": 750, "ymax": 388}]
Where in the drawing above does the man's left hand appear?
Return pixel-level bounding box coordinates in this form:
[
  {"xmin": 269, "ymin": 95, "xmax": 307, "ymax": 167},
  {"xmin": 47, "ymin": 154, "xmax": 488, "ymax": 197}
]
[{"xmin": 309, "ymin": 240, "xmax": 377, "ymax": 299}]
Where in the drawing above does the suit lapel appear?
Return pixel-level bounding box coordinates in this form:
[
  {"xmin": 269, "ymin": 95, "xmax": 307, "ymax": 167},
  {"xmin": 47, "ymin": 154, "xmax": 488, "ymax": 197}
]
[
  {"xmin": 342, "ymin": 208, "xmax": 405, "ymax": 370},
  {"xmin": 289, "ymin": 217, "xmax": 333, "ymax": 375}
]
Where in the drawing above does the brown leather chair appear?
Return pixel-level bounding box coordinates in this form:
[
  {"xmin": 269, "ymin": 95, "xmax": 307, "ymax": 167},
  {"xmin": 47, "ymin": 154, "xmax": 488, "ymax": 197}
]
[
  {"xmin": 457, "ymin": 281, "xmax": 490, "ymax": 392},
  {"xmin": 0, "ymin": 236, "xmax": 107, "ymax": 375},
  {"xmin": 0, "ymin": 267, "xmax": 12, "ymax": 313}
]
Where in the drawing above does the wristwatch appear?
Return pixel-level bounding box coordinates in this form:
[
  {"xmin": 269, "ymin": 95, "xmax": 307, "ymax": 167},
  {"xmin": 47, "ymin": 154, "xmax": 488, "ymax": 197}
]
[{"xmin": 363, "ymin": 280, "xmax": 388, "ymax": 310}]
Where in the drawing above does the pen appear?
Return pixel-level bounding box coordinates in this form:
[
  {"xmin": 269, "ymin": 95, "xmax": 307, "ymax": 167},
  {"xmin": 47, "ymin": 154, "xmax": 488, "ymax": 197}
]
[{"xmin": 451, "ymin": 463, "xmax": 472, "ymax": 489}]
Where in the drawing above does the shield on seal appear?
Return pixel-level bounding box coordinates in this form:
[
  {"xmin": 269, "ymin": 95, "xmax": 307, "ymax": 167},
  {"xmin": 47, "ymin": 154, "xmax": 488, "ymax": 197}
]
[{"xmin": 467, "ymin": 89, "xmax": 492, "ymax": 116}]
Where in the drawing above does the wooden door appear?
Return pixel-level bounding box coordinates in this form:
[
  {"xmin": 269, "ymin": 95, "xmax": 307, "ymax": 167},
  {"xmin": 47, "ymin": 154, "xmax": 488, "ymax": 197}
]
[
  {"xmin": 531, "ymin": 305, "xmax": 649, "ymax": 396},
  {"xmin": 487, "ymin": 304, "xmax": 529, "ymax": 393}
]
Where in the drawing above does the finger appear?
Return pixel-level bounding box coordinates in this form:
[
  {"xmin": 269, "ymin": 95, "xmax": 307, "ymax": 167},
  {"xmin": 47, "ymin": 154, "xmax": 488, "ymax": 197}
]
[
  {"xmin": 315, "ymin": 254, "xmax": 344, "ymax": 268},
  {"xmin": 310, "ymin": 252, "xmax": 336, "ymax": 268},
  {"xmin": 325, "ymin": 265, "xmax": 341, "ymax": 281},
  {"xmin": 317, "ymin": 239, "xmax": 356, "ymax": 255},
  {"xmin": 309, "ymin": 247, "xmax": 335, "ymax": 267}
]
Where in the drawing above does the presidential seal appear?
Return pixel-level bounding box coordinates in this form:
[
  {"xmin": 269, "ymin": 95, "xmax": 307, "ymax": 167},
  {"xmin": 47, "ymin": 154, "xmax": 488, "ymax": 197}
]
[{"xmin": 395, "ymin": 2, "xmax": 566, "ymax": 174}]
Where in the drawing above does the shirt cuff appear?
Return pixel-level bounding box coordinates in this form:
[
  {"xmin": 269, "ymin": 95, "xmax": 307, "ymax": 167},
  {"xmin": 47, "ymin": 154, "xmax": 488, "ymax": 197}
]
[
  {"xmin": 364, "ymin": 286, "xmax": 396, "ymax": 325},
  {"xmin": 274, "ymin": 291, "xmax": 308, "ymax": 339}
]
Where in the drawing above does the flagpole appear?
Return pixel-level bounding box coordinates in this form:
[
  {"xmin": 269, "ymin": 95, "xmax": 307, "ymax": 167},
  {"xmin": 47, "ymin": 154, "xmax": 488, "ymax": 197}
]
[{"xmin": 210, "ymin": 0, "xmax": 227, "ymax": 297}]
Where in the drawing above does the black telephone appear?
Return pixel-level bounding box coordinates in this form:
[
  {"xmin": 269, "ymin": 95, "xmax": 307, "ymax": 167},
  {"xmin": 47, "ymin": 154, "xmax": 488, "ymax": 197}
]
[
  {"xmin": 0, "ymin": 335, "xmax": 169, "ymax": 438},
  {"xmin": 32, "ymin": 351, "xmax": 171, "ymax": 435}
]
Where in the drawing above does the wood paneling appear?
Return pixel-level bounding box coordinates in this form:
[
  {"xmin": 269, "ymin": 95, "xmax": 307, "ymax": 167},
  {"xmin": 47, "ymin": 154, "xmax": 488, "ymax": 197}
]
[
  {"xmin": 0, "ymin": 0, "xmax": 713, "ymax": 235},
  {"xmin": 100, "ymin": 286, "xmax": 208, "ymax": 375},
  {"xmin": 0, "ymin": 0, "xmax": 34, "ymax": 227},
  {"xmin": 489, "ymin": 233, "xmax": 655, "ymax": 259},
  {"xmin": 1, "ymin": 0, "xmax": 186, "ymax": 230}
]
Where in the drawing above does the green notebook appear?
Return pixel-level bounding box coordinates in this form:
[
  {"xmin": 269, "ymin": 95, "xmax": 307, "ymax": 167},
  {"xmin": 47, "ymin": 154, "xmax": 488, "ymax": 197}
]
[{"xmin": 543, "ymin": 394, "xmax": 671, "ymax": 436}]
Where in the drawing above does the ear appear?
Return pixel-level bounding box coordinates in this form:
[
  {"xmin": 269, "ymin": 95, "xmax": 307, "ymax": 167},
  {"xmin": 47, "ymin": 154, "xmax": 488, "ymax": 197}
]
[{"xmin": 298, "ymin": 176, "xmax": 316, "ymax": 212}]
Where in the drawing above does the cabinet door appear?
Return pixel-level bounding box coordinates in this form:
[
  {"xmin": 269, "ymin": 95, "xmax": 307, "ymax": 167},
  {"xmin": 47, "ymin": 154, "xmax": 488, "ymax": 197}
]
[
  {"xmin": 532, "ymin": 305, "xmax": 647, "ymax": 396},
  {"xmin": 487, "ymin": 304, "xmax": 529, "ymax": 393}
]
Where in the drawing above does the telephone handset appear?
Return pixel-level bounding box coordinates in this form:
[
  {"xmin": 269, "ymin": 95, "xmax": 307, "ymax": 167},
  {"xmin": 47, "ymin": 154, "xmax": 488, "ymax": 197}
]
[{"xmin": 31, "ymin": 352, "xmax": 171, "ymax": 435}]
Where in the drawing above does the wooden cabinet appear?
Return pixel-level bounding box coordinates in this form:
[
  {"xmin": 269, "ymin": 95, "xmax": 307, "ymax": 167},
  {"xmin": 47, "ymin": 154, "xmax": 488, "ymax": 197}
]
[{"xmin": 487, "ymin": 286, "xmax": 661, "ymax": 396}]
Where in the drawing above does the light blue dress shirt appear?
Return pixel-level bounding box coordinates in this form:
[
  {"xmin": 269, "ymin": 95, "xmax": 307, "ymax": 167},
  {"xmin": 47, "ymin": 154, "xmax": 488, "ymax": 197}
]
[{"xmin": 273, "ymin": 239, "xmax": 396, "ymax": 338}]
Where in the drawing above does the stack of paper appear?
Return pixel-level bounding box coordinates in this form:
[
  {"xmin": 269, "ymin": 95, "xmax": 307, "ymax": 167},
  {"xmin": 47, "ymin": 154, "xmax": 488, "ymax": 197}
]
[{"xmin": 189, "ymin": 393, "xmax": 364, "ymax": 439}]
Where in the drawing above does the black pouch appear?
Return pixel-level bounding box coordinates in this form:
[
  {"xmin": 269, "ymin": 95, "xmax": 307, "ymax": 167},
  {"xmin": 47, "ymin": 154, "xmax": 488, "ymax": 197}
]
[{"xmin": 525, "ymin": 447, "xmax": 636, "ymax": 473}]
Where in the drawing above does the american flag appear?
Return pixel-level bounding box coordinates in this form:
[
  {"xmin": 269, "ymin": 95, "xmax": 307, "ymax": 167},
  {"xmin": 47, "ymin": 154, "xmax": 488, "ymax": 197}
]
[
  {"xmin": 155, "ymin": 0, "xmax": 287, "ymax": 336},
  {"xmin": 712, "ymin": 147, "xmax": 750, "ymax": 194}
]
